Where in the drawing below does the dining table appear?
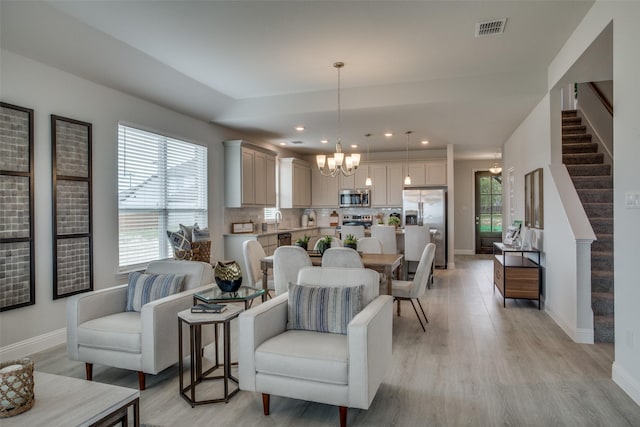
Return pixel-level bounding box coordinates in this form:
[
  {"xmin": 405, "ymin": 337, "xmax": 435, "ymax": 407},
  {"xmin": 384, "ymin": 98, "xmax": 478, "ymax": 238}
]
[{"xmin": 260, "ymin": 251, "xmax": 404, "ymax": 295}]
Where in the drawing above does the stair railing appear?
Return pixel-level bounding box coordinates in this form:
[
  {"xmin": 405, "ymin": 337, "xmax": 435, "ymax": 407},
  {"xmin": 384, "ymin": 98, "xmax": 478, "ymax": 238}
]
[{"xmin": 587, "ymin": 82, "xmax": 613, "ymax": 116}]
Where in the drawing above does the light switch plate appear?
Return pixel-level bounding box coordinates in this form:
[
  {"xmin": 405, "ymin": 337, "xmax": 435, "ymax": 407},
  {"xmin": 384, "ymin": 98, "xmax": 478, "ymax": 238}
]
[{"xmin": 625, "ymin": 192, "xmax": 640, "ymax": 209}]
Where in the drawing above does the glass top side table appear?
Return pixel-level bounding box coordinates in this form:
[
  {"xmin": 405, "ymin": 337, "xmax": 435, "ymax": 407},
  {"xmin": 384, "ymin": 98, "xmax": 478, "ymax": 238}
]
[{"xmin": 194, "ymin": 286, "xmax": 266, "ymax": 310}]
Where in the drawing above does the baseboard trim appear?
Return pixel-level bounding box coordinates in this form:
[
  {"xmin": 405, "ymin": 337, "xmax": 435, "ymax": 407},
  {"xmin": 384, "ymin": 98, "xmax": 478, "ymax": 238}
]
[
  {"xmin": 612, "ymin": 361, "xmax": 640, "ymax": 406},
  {"xmin": 454, "ymin": 249, "xmax": 474, "ymax": 255},
  {"xmin": 0, "ymin": 328, "xmax": 66, "ymax": 360},
  {"xmin": 545, "ymin": 304, "xmax": 593, "ymax": 344}
]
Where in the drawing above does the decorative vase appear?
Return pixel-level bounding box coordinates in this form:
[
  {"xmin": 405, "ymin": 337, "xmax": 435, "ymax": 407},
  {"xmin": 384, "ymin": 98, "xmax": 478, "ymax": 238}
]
[
  {"xmin": 344, "ymin": 242, "xmax": 357, "ymax": 250},
  {"xmin": 214, "ymin": 260, "xmax": 242, "ymax": 292}
]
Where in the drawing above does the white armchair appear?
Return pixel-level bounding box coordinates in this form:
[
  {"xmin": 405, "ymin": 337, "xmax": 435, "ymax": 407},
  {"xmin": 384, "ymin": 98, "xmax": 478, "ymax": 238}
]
[
  {"xmin": 238, "ymin": 267, "xmax": 393, "ymax": 427},
  {"xmin": 67, "ymin": 260, "xmax": 214, "ymax": 390}
]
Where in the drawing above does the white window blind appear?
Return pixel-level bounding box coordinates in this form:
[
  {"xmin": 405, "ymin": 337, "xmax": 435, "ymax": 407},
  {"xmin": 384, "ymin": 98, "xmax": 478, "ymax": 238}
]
[
  {"xmin": 263, "ymin": 208, "xmax": 277, "ymax": 222},
  {"xmin": 118, "ymin": 125, "xmax": 207, "ymax": 269}
]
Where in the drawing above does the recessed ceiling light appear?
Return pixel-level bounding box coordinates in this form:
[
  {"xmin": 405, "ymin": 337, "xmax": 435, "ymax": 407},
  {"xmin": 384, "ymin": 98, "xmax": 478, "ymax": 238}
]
[
  {"xmin": 351, "ymin": 144, "xmax": 358, "ymax": 148},
  {"xmin": 421, "ymin": 140, "xmax": 429, "ymax": 145},
  {"xmin": 321, "ymin": 139, "xmax": 329, "ymax": 144},
  {"xmin": 295, "ymin": 126, "xmax": 305, "ymax": 131},
  {"xmin": 384, "ymin": 133, "xmax": 393, "ymax": 137},
  {"xmin": 280, "ymin": 142, "xmax": 287, "ymax": 146}
]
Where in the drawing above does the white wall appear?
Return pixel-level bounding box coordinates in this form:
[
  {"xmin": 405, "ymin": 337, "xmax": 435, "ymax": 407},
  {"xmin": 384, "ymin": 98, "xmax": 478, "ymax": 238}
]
[
  {"xmin": 0, "ymin": 49, "xmax": 242, "ymax": 351},
  {"xmin": 453, "ymin": 159, "xmax": 501, "ymax": 254},
  {"xmin": 534, "ymin": 0, "xmax": 640, "ymax": 404}
]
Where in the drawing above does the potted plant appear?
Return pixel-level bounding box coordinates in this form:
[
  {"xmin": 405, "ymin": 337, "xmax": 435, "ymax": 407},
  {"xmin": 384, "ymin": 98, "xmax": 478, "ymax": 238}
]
[
  {"xmin": 388, "ymin": 216, "xmax": 401, "ymax": 229},
  {"xmin": 343, "ymin": 234, "xmax": 357, "ymax": 250},
  {"xmin": 295, "ymin": 234, "xmax": 310, "ymax": 250},
  {"xmin": 317, "ymin": 235, "xmax": 333, "ymax": 255}
]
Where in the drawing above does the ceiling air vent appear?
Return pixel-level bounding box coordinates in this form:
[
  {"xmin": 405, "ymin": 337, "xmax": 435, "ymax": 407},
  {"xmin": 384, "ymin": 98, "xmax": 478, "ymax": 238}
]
[
  {"xmin": 290, "ymin": 140, "xmax": 304, "ymax": 145},
  {"xmin": 475, "ymin": 18, "xmax": 507, "ymax": 37}
]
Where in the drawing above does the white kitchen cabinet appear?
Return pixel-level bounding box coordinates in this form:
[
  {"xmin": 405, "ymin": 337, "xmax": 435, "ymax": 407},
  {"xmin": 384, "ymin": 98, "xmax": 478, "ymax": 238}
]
[
  {"xmin": 311, "ymin": 167, "xmax": 340, "ymax": 207},
  {"xmin": 406, "ymin": 161, "xmax": 447, "ymax": 186},
  {"xmin": 386, "ymin": 163, "xmax": 404, "ymax": 207},
  {"xmin": 280, "ymin": 158, "xmax": 311, "ymax": 208},
  {"xmin": 338, "ymin": 164, "xmax": 370, "ymax": 189},
  {"xmin": 224, "ymin": 140, "xmax": 277, "ymax": 207},
  {"xmin": 370, "ymin": 164, "xmax": 388, "ymax": 207}
]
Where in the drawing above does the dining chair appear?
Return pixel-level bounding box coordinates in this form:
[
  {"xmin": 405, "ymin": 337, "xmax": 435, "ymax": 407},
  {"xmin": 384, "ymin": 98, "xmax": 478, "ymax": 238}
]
[
  {"xmin": 404, "ymin": 226, "xmax": 430, "ymax": 284},
  {"xmin": 273, "ymin": 245, "xmax": 312, "ymax": 295},
  {"xmin": 371, "ymin": 225, "xmax": 397, "ymax": 254},
  {"xmin": 321, "ymin": 247, "xmax": 364, "ymax": 268},
  {"xmin": 391, "ymin": 243, "xmax": 435, "ymax": 332},
  {"xmin": 243, "ymin": 240, "xmax": 275, "ymax": 296},
  {"xmin": 313, "ymin": 236, "xmax": 342, "ymax": 249},
  {"xmin": 340, "ymin": 225, "xmax": 365, "ymax": 240},
  {"xmin": 357, "ymin": 237, "xmax": 383, "ymax": 254}
]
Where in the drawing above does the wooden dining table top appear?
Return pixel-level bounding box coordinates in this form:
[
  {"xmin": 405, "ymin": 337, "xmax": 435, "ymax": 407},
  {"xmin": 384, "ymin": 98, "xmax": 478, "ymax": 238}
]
[{"xmin": 260, "ymin": 251, "xmax": 404, "ymax": 294}]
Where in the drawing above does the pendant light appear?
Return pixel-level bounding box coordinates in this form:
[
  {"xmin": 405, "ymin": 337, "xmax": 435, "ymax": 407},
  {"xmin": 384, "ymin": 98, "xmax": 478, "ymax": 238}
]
[
  {"xmin": 365, "ymin": 133, "xmax": 372, "ymax": 186},
  {"xmin": 404, "ymin": 131, "xmax": 412, "ymax": 186},
  {"xmin": 489, "ymin": 153, "xmax": 502, "ymax": 174},
  {"xmin": 315, "ymin": 62, "xmax": 360, "ymax": 177}
]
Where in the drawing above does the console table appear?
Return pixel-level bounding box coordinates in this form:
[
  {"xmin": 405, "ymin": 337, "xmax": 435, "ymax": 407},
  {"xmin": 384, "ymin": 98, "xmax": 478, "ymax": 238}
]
[{"xmin": 493, "ymin": 242, "xmax": 541, "ymax": 309}]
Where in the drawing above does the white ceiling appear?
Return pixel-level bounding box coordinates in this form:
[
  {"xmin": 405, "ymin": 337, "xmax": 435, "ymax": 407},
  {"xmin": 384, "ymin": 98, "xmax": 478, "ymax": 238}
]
[{"xmin": 0, "ymin": 1, "xmax": 595, "ymax": 159}]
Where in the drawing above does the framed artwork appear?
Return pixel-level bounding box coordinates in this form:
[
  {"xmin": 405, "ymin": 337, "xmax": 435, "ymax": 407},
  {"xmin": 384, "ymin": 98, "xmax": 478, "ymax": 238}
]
[
  {"xmin": 1, "ymin": 102, "xmax": 35, "ymax": 311},
  {"xmin": 524, "ymin": 168, "xmax": 544, "ymax": 229},
  {"xmin": 51, "ymin": 115, "xmax": 93, "ymax": 299}
]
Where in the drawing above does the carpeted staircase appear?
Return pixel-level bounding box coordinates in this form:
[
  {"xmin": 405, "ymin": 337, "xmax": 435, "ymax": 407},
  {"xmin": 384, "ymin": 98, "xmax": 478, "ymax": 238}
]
[{"xmin": 562, "ymin": 110, "xmax": 614, "ymax": 343}]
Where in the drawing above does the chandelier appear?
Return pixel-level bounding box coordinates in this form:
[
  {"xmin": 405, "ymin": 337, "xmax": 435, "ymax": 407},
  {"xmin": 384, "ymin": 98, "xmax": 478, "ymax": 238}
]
[{"xmin": 316, "ymin": 62, "xmax": 360, "ymax": 177}]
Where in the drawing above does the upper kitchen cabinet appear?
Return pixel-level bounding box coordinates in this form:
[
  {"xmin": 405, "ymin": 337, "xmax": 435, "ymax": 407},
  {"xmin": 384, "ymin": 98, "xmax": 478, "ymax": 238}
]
[
  {"xmin": 406, "ymin": 161, "xmax": 447, "ymax": 186},
  {"xmin": 339, "ymin": 164, "xmax": 370, "ymax": 189},
  {"xmin": 371, "ymin": 162, "xmax": 404, "ymax": 207},
  {"xmin": 224, "ymin": 140, "xmax": 277, "ymax": 207},
  {"xmin": 311, "ymin": 166, "xmax": 339, "ymax": 207},
  {"xmin": 280, "ymin": 158, "xmax": 311, "ymax": 208}
]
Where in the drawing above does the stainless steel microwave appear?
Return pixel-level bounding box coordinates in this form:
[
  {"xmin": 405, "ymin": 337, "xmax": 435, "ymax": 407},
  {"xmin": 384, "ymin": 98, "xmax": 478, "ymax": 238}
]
[{"xmin": 339, "ymin": 189, "xmax": 370, "ymax": 208}]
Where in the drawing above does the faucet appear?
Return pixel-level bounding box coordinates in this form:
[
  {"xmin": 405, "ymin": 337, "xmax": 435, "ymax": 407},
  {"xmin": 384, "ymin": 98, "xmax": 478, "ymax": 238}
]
[{"xmin": 275, "ymin": 211, "xmax": 283, "ymax": 230}]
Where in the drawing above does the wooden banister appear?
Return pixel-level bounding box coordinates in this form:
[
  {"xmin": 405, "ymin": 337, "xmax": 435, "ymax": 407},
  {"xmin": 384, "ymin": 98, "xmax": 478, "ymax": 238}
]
[{"xmin": 588, "ymin": 82, "xmax": 613, "ymax": 116}]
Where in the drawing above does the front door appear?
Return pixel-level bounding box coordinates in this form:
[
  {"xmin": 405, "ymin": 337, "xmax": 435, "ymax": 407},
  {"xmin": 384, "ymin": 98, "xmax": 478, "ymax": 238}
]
[{"xmin": 475, "ymin": 171, "xmax": 502, "ymax": 254}]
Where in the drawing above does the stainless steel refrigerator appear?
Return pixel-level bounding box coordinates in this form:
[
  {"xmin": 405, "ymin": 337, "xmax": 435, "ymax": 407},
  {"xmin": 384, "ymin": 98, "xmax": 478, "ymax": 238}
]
[{"xmin": 402, "ymin": 187, "xmax": 447, "ymax": 268}]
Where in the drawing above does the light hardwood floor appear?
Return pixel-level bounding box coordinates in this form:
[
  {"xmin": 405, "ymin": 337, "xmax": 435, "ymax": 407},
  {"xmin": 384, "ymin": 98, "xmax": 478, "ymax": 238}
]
[{"xmin": 29, "ymin": 255, "xmax": 640, "ymax": 426}]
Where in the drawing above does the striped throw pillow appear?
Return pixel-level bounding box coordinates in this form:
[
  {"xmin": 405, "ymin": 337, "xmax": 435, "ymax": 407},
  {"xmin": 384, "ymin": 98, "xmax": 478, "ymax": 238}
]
[
  {"xmin": 126, "ymin": 272, "xmax": 185, "ymax": 312},
  {"xmin": 287, "ymin": 283, "xmax": 364, "ymax": 335}
]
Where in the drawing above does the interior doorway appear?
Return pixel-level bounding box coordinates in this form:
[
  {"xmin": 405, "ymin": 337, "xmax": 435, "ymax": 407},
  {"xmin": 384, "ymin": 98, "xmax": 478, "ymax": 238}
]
[{"xmin": 475, "ymin": 171, "xmax": 502, "ymax": 254}]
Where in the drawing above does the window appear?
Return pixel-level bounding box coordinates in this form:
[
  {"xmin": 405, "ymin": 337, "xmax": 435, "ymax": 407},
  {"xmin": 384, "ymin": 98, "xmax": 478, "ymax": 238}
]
[
  {"xmin": 263, "ymin": 207, "xmax": 277, "ymax": 222},
  {"xmin": 118, "ymin": 125, "xmax": 207, "ymax": 269}
]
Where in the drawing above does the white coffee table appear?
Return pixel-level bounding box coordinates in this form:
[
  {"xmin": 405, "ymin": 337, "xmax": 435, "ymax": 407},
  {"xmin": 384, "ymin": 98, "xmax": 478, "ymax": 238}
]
[{"xmin": 2, "ymin": 371, "xmax": 139, "ymax": 427}]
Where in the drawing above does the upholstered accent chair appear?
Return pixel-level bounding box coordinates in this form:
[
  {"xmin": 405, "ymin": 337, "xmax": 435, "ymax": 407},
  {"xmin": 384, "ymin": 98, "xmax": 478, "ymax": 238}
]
[
  {"xmin": 273, "ymin": 245, "xmax": 312, "ymax": 295},
  {"xmin": 404, "ymin": 225, "xmax": 430, "ymax": 283},
  {"xmin": 321, "ymin": 247, "xmax": 364, "ymax": 268},
  {"xmin": 238, "ymin": 266, "xmax": 393, "ymax": 427},
  {"xmin": 67, "ymin": 260, "xmax": 214, "ymax": 390},
  {"xmin": 391, "ymin": 243, "xmax": 435, "ymax": 332}
]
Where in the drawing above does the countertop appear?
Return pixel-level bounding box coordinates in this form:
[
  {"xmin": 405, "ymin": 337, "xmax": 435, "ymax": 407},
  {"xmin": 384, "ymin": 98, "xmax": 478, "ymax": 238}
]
[{"xmin": 223, "ymin": 226, "xmax": 330, "ymax": 237}]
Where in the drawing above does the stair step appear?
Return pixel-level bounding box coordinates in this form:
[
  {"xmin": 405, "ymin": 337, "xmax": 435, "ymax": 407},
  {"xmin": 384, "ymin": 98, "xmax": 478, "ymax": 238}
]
[
  {"xmin": 593, "ymin": 233, "xmax": 613, "ymax": 252},
  {"xmin": 583, "ymin": 202, "xmax": 613, "ymax": 218},
  {"xmin": 570, "ymin": 176, "xmax": 613, "ymax": 189},
  {"xmin": 589, "ymin": 218, "xmax": 613, "ymax": 234},
  {"xmin": 566, "ymin": 164, "xmax": 611, "ymax": 177},
  {"xmin": 563, "ymin": 153, "xmax": 604, "ymax": 165},
  {"xmin": 594, "ymin": 315, "xmax": 615, "ymax": 343},
  {"xmin": 592, "ymin": 270, "xmax": 614, "ymax": 293},
  {"xmin": 592, "ymin": 292, "xmax": 614, "ymax": 316},
  {"xmin": 562, "ymin": 116, "xmax": 582, "ymax": 125},
  {"xmin": 562, "ymin": 142, "xmax": 598, "ymax": 154},
  {"xmin": 562, "ymin": 125, "xmax": 587, "ymax": 135},
  {"xmin": 577, "ymin": 188, "xmax": 613, "ymax": 203},
  {"xmin": 563, "ymin": 133, "xmax": 592, "ymax": 143},
  {"xmin": 591, "ymin": 250, "xmax": 613, "ymax": 272},
  {"xmin": 562, "ymin": 110, "xmax": 577, "ymax": 117}
]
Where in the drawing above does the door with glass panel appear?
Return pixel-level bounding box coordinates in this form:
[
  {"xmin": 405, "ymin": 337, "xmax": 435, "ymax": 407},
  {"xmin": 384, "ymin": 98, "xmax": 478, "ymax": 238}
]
[{"xmin": 475, "ymin": 171, "xmax": 502, "ymax": 254}]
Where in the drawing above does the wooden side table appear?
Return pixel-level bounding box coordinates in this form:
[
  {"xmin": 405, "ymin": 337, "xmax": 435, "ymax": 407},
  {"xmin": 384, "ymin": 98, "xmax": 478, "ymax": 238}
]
[{"xmin": 178, "ymin": 305, "xmax": 242, "ymax": 407}]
